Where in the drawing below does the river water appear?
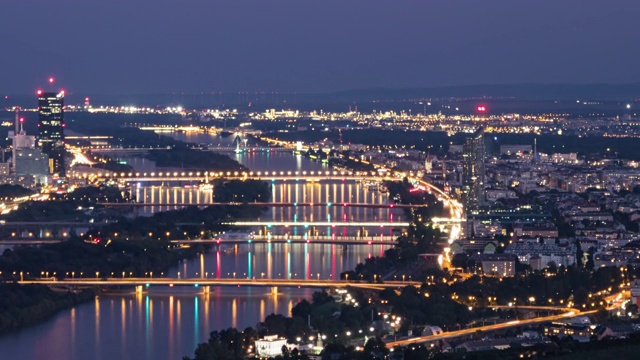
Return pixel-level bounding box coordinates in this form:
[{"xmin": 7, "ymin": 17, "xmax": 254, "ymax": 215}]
[{"xmin": 0, "ymin": 130, "xmax": 395, "ymax": 360}]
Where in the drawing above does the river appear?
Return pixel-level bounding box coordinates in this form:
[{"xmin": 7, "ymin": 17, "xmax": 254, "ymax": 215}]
[{"xmin": 0, "ymin": 130, "xmax": 395, "ymax": 360}]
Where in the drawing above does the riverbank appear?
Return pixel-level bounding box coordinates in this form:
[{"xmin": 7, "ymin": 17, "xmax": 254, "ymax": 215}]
[
  {"xmin": 0, "ymin": 283, "xmax": 95, "ymax": 334},
  {"xmin": 0, "ymin": 183, "xmax": 271, "ymax": 336}
]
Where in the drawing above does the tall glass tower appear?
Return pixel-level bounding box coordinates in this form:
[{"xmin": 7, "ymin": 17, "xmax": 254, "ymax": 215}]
[
  {"xmin": 462, "ymin": 127, "xmax": 485, "ymax": 213},
  {"xmin": 37, "ymin": 91, "xmax": 65, "ymax": 176}
]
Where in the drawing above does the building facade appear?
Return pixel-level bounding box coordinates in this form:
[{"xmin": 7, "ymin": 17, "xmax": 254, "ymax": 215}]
[
  {"xmin": 462, "ymin": 127, "xmax": 485, "ymax": 212},
  {"xmin": 38, "ymin": 91, "xmax": 65, "ymax": 176}
]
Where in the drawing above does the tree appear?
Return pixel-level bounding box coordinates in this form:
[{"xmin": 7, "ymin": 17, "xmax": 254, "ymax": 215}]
[{"xmin": 292, "ymin": 299, "xmax": 312, "ymax": 319}]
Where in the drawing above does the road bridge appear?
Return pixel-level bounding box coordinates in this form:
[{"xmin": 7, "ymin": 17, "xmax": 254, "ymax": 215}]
[
  {"xmin": 18, "ymin": 277, "xmax": 420, "ymax": 291},
  {"xmin": 223, "ymin": 220, "xmax": 410, "ymax": 227},
  {"xmin": 71, "ymin": 169, "xmax": 397, "ymax": 182},
  {"xmin": 98, "ymin": 202, "xmax": 426, "ymax": 209},
  {"xmin": 174, "ymin": 235, "xmax": 397, "ymax": 245},
  {"xmin": 0, "ymin": 220, "xmax": 407, "ymax": 228},
  {"xmin": 0, "ymin": 239, "xmax": 63, "ymax": 245},
  {"xmin": 0, "ymin": 221, "xmax": 111, "ymax": 227},
  {"xmin": 203, "ymin": 146, "xmax": 290, "ymax": 153},
  {"xmin": 0, "ymin": 235, "xmax": 398, "ymax": 246}
]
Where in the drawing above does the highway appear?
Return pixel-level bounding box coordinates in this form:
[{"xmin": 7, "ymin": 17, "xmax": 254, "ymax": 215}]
[
  {"xmin": 386, "ymin": 310, "xmax": 585, "ymax": 348},
  {"xmin": 385, "ymin": 291, "xmax": 629, "ymax": 349}
]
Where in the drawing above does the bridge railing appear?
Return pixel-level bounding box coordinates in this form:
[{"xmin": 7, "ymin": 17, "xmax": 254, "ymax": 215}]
[
  {"xmin": 251, "ymin": 234, "xmax": 396, "ymax": 241},
  {"xmin": 70, "ymin": 169, "xmax": 403, "ymax": 180}
]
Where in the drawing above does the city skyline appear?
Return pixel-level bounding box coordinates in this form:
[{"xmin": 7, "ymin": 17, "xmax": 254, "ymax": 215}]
[{"xmin": 1, "ymin": 0, "xmax": 639, "ymax": 95}]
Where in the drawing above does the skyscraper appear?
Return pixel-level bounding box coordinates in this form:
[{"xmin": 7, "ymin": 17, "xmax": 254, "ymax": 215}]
[
  {"xmin": 462, "ymin": 127, "xmax": 485, "ymax": 213},
  {"xmin": 37, "ymin": 90, "xmax": 65, "ymax": 176}
]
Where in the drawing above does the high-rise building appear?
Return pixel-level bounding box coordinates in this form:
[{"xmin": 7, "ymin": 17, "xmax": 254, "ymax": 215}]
[
  {"xmin": 11, "ymin": 114, "xmax": 49, "ymax": 185},
  {"xmin": 37, "ymin": 90, "xmax": 65, "ymax": 176},
  {"xmin": 462, "ymin": 127, "xmax": 485, "ymax": 213}
]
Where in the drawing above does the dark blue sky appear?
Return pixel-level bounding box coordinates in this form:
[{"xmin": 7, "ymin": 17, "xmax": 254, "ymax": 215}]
[{"xmin": 1, "ymin": 0, "xmax": 638, "ymax": 95}]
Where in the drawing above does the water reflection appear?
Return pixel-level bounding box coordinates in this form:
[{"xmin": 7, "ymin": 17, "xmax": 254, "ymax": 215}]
[
  {"xmin": 0, "ymin": 132, "xmax": 403, "ymax": 360},
  {"xmin": 130, "ymin": 181, "xmax": 403, "ymax": 226},
  {"xmin": 0, "ymin": 244, "xmax": 386, "ymax": 360},
  {"xmin": 166, "ymin": 243, "xmax": 387, "ymax": 281}
]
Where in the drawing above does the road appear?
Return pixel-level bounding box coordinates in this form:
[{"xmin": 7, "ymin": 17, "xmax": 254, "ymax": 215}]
[
  {"xmin": 385, "ymin": 291, "xmax": 629, "ymax": 348},
  {"xmin": 17, "ymin": 277, "xmax": 421, "ymax": 290}
]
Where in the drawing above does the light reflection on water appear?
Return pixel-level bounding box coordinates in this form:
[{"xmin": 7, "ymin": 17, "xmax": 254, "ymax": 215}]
[
  {"xmin": 0, "ymin": 132, "xmax": 400, "ymax": 360},
  {"xmin": 130, "ymin": 181, "xmax": 404, "ymax": 228},
  {"xmin": 0, "ymin": 244, "xmax": 388, "ymax": 360}
]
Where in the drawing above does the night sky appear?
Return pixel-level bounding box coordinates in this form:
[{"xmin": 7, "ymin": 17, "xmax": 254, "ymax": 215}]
[{"xmin": 1, "ymin": 0, "xmax": 638, "ymax": 95}]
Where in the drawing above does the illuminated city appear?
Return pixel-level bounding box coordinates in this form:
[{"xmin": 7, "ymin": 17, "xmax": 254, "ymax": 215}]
[{"xmin": 1, "ymin": 2, "xmax": 640, "ymax": 360}]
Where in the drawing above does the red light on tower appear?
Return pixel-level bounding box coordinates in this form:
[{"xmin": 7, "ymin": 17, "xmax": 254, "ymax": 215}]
[
  {"xmin": 477, "ymin": 105, "xmax": 487, "ymax": 113},
  {"xmin": 36, "ymin": 89, "xmax": 43, "ymax": 96},
  {"xmin": 48, "ymin": 77, "xmax": 55, "ymax": 84}
]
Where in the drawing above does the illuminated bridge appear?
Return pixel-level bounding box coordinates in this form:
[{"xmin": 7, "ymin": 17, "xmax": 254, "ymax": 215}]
[
  {"xmin": 223, "ymin": 221, "xmax": 410, "ymax": 227},
  {"xmin": 0, "ymin": 235, "xmax": 398, "ymax": 246},
  {"xmin": 71, "ymin": 169, "xmax": 398, "ymax": 182},
  {"xmin": 89, "ymin": 146, "xmax": 291, "ymax": 154},
  {"xmin": 18, "ymin": 277, "xmax": 420, "ymax": 291},
  {"xmin": 203, "ymin": 146, "xmax": 291, "ymax": 153},
  {"xmin": 175, "ymin": 235, "xmax": 397, "ymax": 245},
  {"xmin": 98, "ymin": 202, "xmax": 427, "ymax": 209}
]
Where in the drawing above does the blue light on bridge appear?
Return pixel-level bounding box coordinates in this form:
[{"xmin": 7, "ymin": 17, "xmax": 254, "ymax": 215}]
[
  {"xmin": 145, "ymin": 283, "xmax": 150, "ymax": 287},
  {"xmin": 327, "ymin": 202, "xmax": 332, "ymax": 206},
  {"xmin": 194, "ymin": 284, "xmax": 199, "ymax": 288}
]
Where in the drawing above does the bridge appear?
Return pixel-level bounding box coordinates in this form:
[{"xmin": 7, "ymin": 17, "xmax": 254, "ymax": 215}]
[
  {"xmin": 223, "ymin": 221, "xmax": 410, "ymax": 227},
  {"xmin": 0, "ymin": 220, "xmax": 407, "ymax": 228},
  {"xmin": 89, "ymin": 146, "xmax": 291, "ymax": 155},
  {"xmin": 175, "ymin": 235, "xmax": 397, "ymax": 245},
  {"xmin": 71, "ymin": 169, "xmax": 397, "ymax": 182},
  {"xmin": 0, "ymin": 221, "xmax": 112, "ymax": 227},
  {"xmin": 0, "ymin": 239, "xmax": 63, "ymax": 245},
  {"xmin": 203, "ymin": 146, "xmax": 291, "ymax": 153},
  {"xmin": 98, "ymin": 202, "xmax": 426, "ymax": 209},
  {"xmin": 18, "ymin": 277, "xmax": 420, "ymax": 291},
  {"xmin": 0, "ymin": 235, "xmax": 398, "ymax": 246}
]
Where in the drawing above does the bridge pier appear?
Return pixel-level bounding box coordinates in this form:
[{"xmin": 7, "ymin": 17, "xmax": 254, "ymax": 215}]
[
  {"xmin": 202, "ymin": 285, "xmax": 211, "ymax": 294},
  {"xmin": 271, "ymin": 286, "xmax": 278, "ymax": 295},
  {"xmin": 135, "ymin": 285, "xmax": 144, "ymax": 294}
]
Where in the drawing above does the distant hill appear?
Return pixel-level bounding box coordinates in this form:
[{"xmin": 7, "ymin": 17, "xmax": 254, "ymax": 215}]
[
  {"xmin": 328, "ymin": 83, "xmax": 640, "ymax": 101},
  {"xmin": 3, "ymin": 83, "xmax": 639, "ymax": 109}
]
